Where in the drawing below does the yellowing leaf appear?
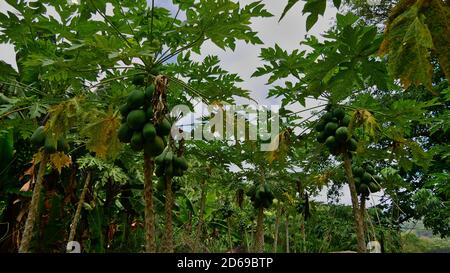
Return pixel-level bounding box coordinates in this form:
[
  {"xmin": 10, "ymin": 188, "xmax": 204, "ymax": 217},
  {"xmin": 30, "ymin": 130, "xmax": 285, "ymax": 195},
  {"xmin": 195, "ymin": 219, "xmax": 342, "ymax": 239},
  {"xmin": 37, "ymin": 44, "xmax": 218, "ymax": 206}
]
[
  {"xmin": 46, "ymin": 96, "xmax": 83, "ymax": 138},
  {"xmin": 266, "ymin": 129, "xmax": 291, "ymax": 164},
  {"xmin": 352, "ymin": 109, "xmax": 380, "ymax": 138},
  {"xmin": 81, "ymin": 109, "xmax": 122, "ymax": 159},
  {"xmin": 49, "ymin": 152, "xmax": 72, "ymax": 173}
]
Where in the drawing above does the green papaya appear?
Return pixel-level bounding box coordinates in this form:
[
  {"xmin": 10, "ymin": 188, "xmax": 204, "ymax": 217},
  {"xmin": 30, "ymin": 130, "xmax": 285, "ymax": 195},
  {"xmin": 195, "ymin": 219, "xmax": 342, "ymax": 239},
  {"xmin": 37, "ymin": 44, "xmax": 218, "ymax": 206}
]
[
  {"xmin": 132, "ymin": 75, "xmax": 145, "ymax": 86},
  {"xmin": 335, "ymin": 127, "xmax": 349, "ymax": 142},
  {"xmin": 155, "ymin": 148, "xmax": 168, "ymax": 165},
  {"xmin": 165, "ymin": 163, "xmax": 174, "ymax": 177},
  {"xmin": 173, "ymin": 167, "xmax": 183, "ymax": 177},
  {"xmin": 333, "ymin": 107, "xmax": 345, "ymax": 120},
  {"xmin": 145, "ymin": 85, "xmax": 155, "ymax": 99},
  {"xmin": 365, "ymin": 165, "xmax": 375, "ymax": 175},
  {"xmin": 316, "ymin": 132, "xmax": 327, "ymax": 144},
  {"xmin": 341, "ymin": 115, "xmax": 351, "ymax": 126},
  {"xmin": 164, "ymin": 151, "xmax": 173, "ymax": 165},
  {"xmin": 324, "ymin": 122, "xmax": 338, "ymax": 135},
  {"xmin": 156, "ymin": 118, "xmax": 171, "ymax": 136},
  {"xmin": 119, "ymin": 103, "xmax": 131, "ymax": 117},
  {"xmin": 142, "ymin": 123, "xmax": 156, "ymax": 141},
  {"xmin": 347, "ymin": 138, "xmax": 358, "ymax": 152},
  {"xmin": 368, "ymin": 182, "xmax": 380, "ymax": 193},
  {"xmin": 117, "ymin": 123, "xmax": 133, "ymax": 143},
  {"xmin": 315, "ymin": 120, "xmax": 326, "ymax": 132},
  {"xmin": 44, "ymin": 135, "xmax": 58, "ymax": 154},
  {"xmin": 359, "ymin": 184, "xmax": 370, "ymax": 195},
  {"xmin": 325, "ymin": 136, "xmax": 336, "ymax": 149},
  {"xmin": 130, "ymin": 131, "xmax": 144, "ymax": 151},
  {"xmin": 127, "ymin": 90, "xmax": 145, "ymax": 109},
  {"xmin": 31, "ymin": 126, "xmax": 46, "ymax": 147},
  {"xmin": 145, "ymin": 105, "xmax": 153, "ymax": 120},
  {"xmin": 127, "ymin": 110, "xmax": 146, "ymax": 130},
  {"xmin": 323, "ymin": 112, "xmax": 333, "ymax": 122},
  {"xmin": 353, "ymin": 166, "xmax": 364, "ymax": 178},
  {"xmin": 173, "ymin": 156, "xmax": 188, "ymax": 171},
  {"xmin": 143, "ymin": 136, "xmax": 165, "ymax": 156},
  {"xmin": 362, "ymin": 172, "xmax": 372, "ymax": 184}
]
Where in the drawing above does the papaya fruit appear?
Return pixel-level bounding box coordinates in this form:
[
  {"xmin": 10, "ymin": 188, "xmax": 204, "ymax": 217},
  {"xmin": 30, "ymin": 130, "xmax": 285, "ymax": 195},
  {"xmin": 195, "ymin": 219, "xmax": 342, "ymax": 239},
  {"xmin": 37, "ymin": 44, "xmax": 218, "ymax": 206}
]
[
  {"xmin": 353, "ymin": 166, "xmax": 364, "ymax": 178},
  {"xmin": 142, "ymin": 123, "xmax": 156, "ymax": 141},
  {"xmin": 132, "ymin": 75, "xmax": 145, "ymax": 86},
  {"xmin": 127, "ymin": 90, "xmax": 145, "ymax": 109},
  {"xmin": 315, "ymin": 120, "xmax": 326, "ymax": 132},
  {"xmin": 368, "ymin": 182, "xmax": 380, "ymax": 193},
  {"xmin": 155, "ymin": 165, "xmax": 164, "ymax": 177},
  {"xmin": 359, "ymin": 184, "xmax": 370, "ymax": 195},
  {"xmin": 347, "ymin": 138, "xmax": 358, "ymax": 152},
  {"xmin": 118, "ymin": 123, "xmax": 133, "ymax": 143},
  {"xmin": 119, "ymin": 103, "xmax": 131, "ymax": 117},
  {"xmin": 316, "ymin": 132, "xmax": 327, "ymax": 144},
  {"xmin": 173, "ymin": 156, "xmax": 188, "ymax": 171},
  {"xmin": 44, "ymin": 135, "xmax": 58, "ymax": 154},
  {"xmin": 145, "ymin": 105, "xmax": 153, "ymax": 120},
  {"xmin": 365, "ymin": 165, "xmax": 375, "ymax": 175},
  {"xmin": 335, "ymin": 127, "xmax": 349, "ymax": 142},
  {"xmin": 130, "ymin": 131, "xmax": 144, "ymax": 151},
  {"xmin": 145, "ymin": 84, "xmax": 155, "ymax": 99},
  {"xmin": 354, "ymin": 177, "xmax": 361, "ymax": 188},
  {"xmin": 333, "ymin": 107, "xmax": 345, "ymax": 120},
  {"xmin": 156, "ymin": 118, "xmax": 171, "ymax": 136},
  {"xmin": 155, "ymin": 148, "xmax": 167, "ymax": 165},
  {"xmin": 324, "ymin": 122, "xmax": 338, "ymax": 135},
  {"xmin": 127, "ymin": 110, "xmax": 146, "ymax": 130},
  {"xmin": 341, "ymin": 115, "xmax": 351, "ymax": 126},
  {"xmin": 173, "ymin": 167, "xmax": 183, "ymax": 177},
  {"xmin": 143, "ymin": 135, "xmax": 165, "ymax": 156},
  {"xmin": 325, "ymin": 136, "xmax": 336, "ymax": 149},
  {"xmin": 323, "ymin": 112, "xmax": 333, "ymax": 122},
  {"xmin": 31, "ymin": 126, "xmax": 46, "ymax": 147},
  {"xmin": 165, "ymin": 163, "xmax": 174, "ymax": 177},
  {"xmin": 362, "ymin": 172, "xmax": 372, "ymax": 184}
]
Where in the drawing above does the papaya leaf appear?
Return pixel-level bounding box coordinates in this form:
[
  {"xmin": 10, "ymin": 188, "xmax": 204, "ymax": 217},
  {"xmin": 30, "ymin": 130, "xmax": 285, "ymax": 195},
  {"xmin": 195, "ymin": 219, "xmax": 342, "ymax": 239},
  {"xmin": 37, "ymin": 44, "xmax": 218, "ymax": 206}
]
[
  {"xmin": 81, "ymin": 109, "xmax": 122, "ymax": 159},
  {"xmin": 49, "ymin": 152, "xmax": 72, "ymax": 174}
]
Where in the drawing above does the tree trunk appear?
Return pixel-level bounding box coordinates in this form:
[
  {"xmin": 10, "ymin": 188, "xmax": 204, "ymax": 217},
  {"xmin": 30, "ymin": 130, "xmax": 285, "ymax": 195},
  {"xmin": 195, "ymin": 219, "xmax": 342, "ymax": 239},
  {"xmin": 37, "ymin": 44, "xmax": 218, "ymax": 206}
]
[
  {"xmin": 360, "ymin": 194, "xmax": 367, "ymax": 239},
  {"xmin": 285, "ymin": 213, "xmax": 289, "ymax": 253},
  {"xmin": 343, "ymin": 153, "xmax": 366, "ymax": 253},
  {"xmin": 273, "ymin": 206, "xmax": 280, "ymax": 253},
  {"xmin": 254, "ymin": 206, "xmax": 264, "ymax": 253},
  {"xmin": 161, "ymin": 176, "xmax": 174, "ymax": 253},
  {"xmin": 227, "ymin": 218, "xmax": 233, "ymax": 250},
  {"xmin": 143, "ymin": 153, "xmax": 156, "ymax": 252},
  {"xmin": 19, "ymin": 153, "xmax": 49, "ymax": 253},
  {"xmin": 67, "ymin": 171, "xmax": 91, "ymax": 250},
  {"xmin": 194, "ymin": 178, "xmax": 206, "ymax": 252}
]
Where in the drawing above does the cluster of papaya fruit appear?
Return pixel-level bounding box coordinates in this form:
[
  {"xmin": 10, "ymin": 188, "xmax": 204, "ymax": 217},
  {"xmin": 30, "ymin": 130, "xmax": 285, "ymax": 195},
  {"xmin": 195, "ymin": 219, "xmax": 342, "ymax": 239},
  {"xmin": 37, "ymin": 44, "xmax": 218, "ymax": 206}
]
[
  {"xmin": 30, "ymin": 126, "xmax": 69, "ymax": 154},
  {"xmin": 117, "ymin": 84, "xmax": 171, "ymax": 156},
  {"xmin": 155, "ymin": 149, "xmax": 189, "ymax": 178},
  {"xmin": 247, "ymin": 184, "xmax": 274, "ymax": 209},
  {"xmin": 315, "ymin": 105, "xmax": 357, "ymax": 155},
  {"xmin": 352, "ymin": 161, "xmax": 382, "ymax": 196}
]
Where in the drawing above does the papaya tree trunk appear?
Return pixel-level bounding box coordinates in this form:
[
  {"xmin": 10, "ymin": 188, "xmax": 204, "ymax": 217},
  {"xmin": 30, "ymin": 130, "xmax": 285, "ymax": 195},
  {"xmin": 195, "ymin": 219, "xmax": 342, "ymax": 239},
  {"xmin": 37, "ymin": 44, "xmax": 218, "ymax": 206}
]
[
  {"xmin": 143, "ymin": 153, "xmax": 156, "ymax": 252},
  {"xmin": 254, "ymin": 206, "xmax": 264, "ymax": 253},
  {"xmin": 360, "ymin": 195, "xmax": 367, "ymax": 238},
  {"xmin": 161, "ymin": 176, "xmax": 174, "ymax": 253},
  {"xmin": 19, "ymin": 153, "xmax": 49, "ymax": 253},
  {"xmin": 343, "ymin": 153, "xmax": 366, "ymax": 253},
  {"xmin": 194, "ymin": 177, "xmax": 206, "ymax": 252},
  {"xmin": 273, "ymin": 206, "xmax": 280, "ymax": 253},
  {"xmin": 227, "ymin": 217, "xmax": 233, "ymax": 250},
  {"xmin": 285, "ymin": 213, "xmax": 289, "ymax": 253},
  {"xmin": 67, "ymin": 171, "xmax": 91, "ymax": 250}
]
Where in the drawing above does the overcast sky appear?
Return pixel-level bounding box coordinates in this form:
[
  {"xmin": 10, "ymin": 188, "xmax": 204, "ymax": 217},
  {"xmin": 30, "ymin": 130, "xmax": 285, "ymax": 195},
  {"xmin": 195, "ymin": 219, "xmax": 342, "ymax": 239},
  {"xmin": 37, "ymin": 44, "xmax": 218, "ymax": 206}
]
[{"xmin": 0, "ymin": 0, "xmax": 383, "ymax": 207}]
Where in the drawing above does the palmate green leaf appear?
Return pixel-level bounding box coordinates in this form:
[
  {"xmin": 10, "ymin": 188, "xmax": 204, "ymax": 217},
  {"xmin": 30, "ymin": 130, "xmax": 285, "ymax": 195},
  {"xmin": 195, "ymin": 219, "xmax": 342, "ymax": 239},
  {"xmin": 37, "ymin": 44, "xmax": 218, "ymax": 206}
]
[
  {"xmin": 303, "ymin": 0, "xmax": 327, "ymax": 31},
  {"xmin": 279, "ymin": 0, "xmax": 301, "ymax": 22}
]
